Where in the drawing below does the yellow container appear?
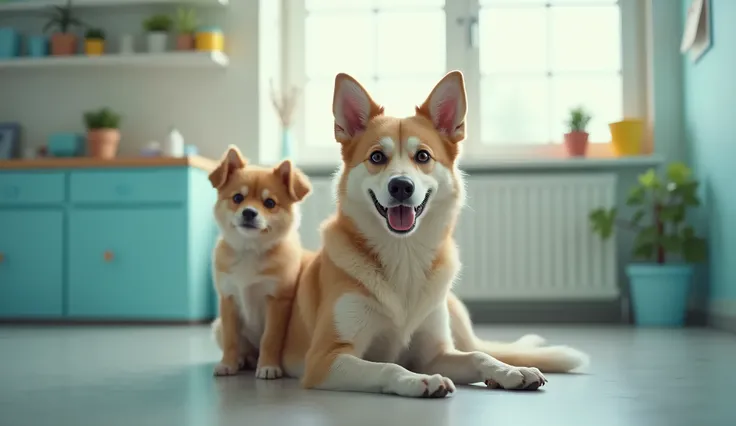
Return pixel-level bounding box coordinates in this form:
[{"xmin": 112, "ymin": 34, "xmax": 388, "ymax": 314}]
[
  {"xmin": 85, "ymin": 39, "xmax": 104, "ymax": 56},
  {"xmin": 609, "ymin": 119, "xmax": 644, "ymax": 156},
  {"xmin": 195, "ymin": 26, "xmax": 224, "ymax": 52}
]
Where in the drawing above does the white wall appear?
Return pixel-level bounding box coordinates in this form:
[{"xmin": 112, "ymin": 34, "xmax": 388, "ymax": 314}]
[{"xmin": 0, "ymin": 0, "xmax": 269, "ymax": 161}]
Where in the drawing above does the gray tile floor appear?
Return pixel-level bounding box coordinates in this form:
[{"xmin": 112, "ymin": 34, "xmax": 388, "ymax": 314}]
[{"xmin": 0, "ymin": 325, "xmax": 734, "ymax": 426}]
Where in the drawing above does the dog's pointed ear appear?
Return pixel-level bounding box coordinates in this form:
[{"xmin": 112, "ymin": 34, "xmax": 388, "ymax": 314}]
[
  {"xmin": 209, "ymin": 145, "xmax": 246, "ymax": 189},
  {"xmin": 416, "ymin": 70, "xmax": 467, "ymax": 143},
  {"xmin": 274, "ymin": 159, "xmax": 311, "ymax": 202},
  {"xmin": 333, "ymin": 73, "xmax": 384, "ymax": 144}
]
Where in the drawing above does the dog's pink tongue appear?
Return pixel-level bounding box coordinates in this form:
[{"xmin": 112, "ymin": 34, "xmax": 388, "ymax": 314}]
[{"xmin": 387, "ymin": 206, "xmax": 415, "ymax": 231}]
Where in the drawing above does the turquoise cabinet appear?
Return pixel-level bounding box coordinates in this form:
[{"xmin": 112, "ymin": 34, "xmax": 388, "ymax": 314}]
[
  {"xmin": 0, "ymin": 159, "xmax": 219, "ymax": 322},
  {"xmin": 68, "ymin": 209, "xmax": 188, "ymax": 319},
  {"xmin": 0, "ymin": 210, "xmax": 64, "ymax": 318}
]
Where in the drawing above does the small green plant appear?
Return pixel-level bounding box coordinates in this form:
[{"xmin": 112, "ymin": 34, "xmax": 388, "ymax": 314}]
[
  {"xmin": 566, "ymin": 106, "xmax": 592, "ymax": 133},
  {"xmin": 84, "ymin": 107, "xmax": 122, "ymax": 130},
  {"xmin": 43, "ymin": 0, "xmax": 85, "ymax": 34},
  {"xmin": 176, "ymin": 7, "xmax": 198, "ymax": 34},
  {"xmin": 85, "ymin": 28, "xmax": 105, "ymax": 40},
  {"xmin": 143, "ymin": 14, "xmax": 173, "ymax": 32},
  {"xmin": 589, "ymin": 162, "xmax": 707, "ymax": 265}
]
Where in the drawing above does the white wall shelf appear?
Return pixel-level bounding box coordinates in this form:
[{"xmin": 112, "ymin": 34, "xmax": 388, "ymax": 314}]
[
  {"xmin": 0, "ymin": 0, "xmax": 227, "ymax": 12},
  {"xmin": 0, "ymin": 51, "xmax": 229, "ymax": 69}
]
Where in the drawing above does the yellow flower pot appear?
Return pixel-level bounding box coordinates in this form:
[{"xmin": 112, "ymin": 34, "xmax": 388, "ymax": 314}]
[
  {"xmin": 85, "ymin": 39, "xmax": 105, "ymax": 56},
  {"xmin": 195, "ymin": 26, "xmax": 224, "ymax": 52},
  {"xmin": 609, "ymin": 119, "xmax": 644, "ymax": 156}
]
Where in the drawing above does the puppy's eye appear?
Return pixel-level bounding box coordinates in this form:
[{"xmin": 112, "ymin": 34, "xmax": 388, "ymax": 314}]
[
  {"xmin": 369, "ymin": 150, "xmax": 387, "ymax": 165},
  {"xmin": 232, "ymin": 193, "xmax": 244, "ymax": 204},
  {"xmin": 415, "ymin": 150, "xmax": 431, "ymax": 164},
  {"xmin": 263, "ymin": 198, "xmax": 276, "ymax": 209}
]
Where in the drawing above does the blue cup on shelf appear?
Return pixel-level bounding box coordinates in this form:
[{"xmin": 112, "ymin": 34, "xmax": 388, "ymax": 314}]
[
  {"xmin": 27, "ymin": 35, "xmax": 48, "ymax": 57},
  {"xmin": 48, "ymin": 133, "xmax": 84, "ymax": 157},
  {"xmin": 0, "ymin": 27, "xmax": 20, "ymax": 59}
]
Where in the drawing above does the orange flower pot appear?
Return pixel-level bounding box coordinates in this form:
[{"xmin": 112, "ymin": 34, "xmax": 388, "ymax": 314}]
[
  {"xmin": 564, "ymin": 131, "xmax": 589, "ymax": 157},
  {"xmin": 87, "ymin": 129, "xmax": 120, "ymax": 159},
  {"xmin": 51, "ymin": 33, "xmax": 77, "ymax": 56},
  {"xmin": 176, "ymin": 33, "xmax": 195, "ymax": 50}
]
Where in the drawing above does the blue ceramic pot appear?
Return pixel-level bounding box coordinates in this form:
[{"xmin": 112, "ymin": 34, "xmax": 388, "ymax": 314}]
[
  {"xmin": 0, "ymin": 27, "xmax": 20, "ymax": 59},
  {"xmin": 626, "ymin": 263, "xmax": 694, "ymax": 327},
  {"xmin": 27, "ymin": 35, "xmax": 48, "ymax": 57}
]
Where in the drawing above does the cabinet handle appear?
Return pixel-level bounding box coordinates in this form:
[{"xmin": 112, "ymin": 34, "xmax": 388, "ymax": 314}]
[{"xmin": 103, "ymin": 251, "xmax": 114, "ymax": 262}]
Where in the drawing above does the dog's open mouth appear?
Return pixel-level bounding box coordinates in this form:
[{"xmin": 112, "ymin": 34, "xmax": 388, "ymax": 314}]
[{"xmin": 369, "ymin": 190, "xmax": 432, "ymax": 234}]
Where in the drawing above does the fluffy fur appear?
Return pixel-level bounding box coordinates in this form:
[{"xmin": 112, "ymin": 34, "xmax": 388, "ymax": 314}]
[
  {"xmin": 278, "ymin": 71, "xmax": 589, "ymax": 398},
  {"xmin": 209, "ymin": 145, "xmax": 311, "ymax": 379}
]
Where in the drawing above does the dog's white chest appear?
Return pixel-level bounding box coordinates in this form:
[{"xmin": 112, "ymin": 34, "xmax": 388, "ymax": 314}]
[{"xmin": 218, "ymin": 255, "xmax": 276, "ymax": 348}]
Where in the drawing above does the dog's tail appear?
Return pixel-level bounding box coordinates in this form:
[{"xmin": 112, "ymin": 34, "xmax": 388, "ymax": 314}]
[
  {"xmin": 448, "ymin": 294, "xmax": 589, "ymax": 373},
  {"xmin": 211, "ymin": 317, "xmax": 224, "ymax": 350}
]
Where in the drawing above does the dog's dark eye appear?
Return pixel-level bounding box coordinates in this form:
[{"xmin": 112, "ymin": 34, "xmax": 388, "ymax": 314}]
[
  {"xmin": 232, "ymin": 193, "xmax": 244, "ymax": 204},
  {"xmin": 263, "ymin": 198, "xmax": 276, "ymax": 209},
  {"xmin": 369, "ymin": 150, "xmax": 387, "ymax": 165},
  {"xmin": 415, "ymin": 150, "xmax": 431, "ymax": 164}
]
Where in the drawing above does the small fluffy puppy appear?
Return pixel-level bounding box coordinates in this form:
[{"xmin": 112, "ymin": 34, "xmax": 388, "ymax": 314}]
[{"xmin": 209, "ymin": 145, "xmax": 311, "ymax": 379}]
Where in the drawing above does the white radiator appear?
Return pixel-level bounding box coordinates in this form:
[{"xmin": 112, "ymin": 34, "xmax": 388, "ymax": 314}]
[{"xmin": 299, "ymin": 173, "xmax": 618, "ymax": 301}]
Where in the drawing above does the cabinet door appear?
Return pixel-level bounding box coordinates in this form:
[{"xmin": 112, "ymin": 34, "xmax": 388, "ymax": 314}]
[
  {"xmin": 0, "ymin": 210, "xmax": 64, "ymax": 318},
  {"xmin": 68, "ymin": 209, "xmax": 188, "ymax": 319}
]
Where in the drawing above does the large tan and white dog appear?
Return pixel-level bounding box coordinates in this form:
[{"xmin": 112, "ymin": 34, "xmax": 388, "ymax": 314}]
[
  {"xmin": 209, "ymin": 147, "xmax": 311, "ymax": 379},
  {"xmin": 278, "ymin": 71, "xmax": 588, "ymax": 397}
]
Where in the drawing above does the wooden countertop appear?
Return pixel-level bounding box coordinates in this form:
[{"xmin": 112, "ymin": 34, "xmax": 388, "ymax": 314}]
[{"xmin": 0, "ymin": 156, "xmax": 218, "ymax": 172}]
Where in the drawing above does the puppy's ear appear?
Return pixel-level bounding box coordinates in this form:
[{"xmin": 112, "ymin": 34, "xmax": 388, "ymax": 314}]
[
  {"xmin": 333, "ymin": 73, "xmax": 384, "ymax": 144},
  {"xmin": 209, "ymin": 145, "xmax": 246, "ymax": 189},
  {"xmin": 416, "ymin": 70, "xmax": 467, "ymax": 143},
  {"xmin": 274, "ymin": 159, "xmax": 311, "ymax": 202}
]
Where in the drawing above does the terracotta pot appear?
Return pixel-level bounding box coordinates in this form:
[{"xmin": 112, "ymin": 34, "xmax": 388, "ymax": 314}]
[
  {"xmin": 564, "ymin": 131, "xmax": 589, "ymax": 157},
  {"xmin": 87, "ymin": 129, "xmax": 120, "ymax": 159},
  {"xmin": 176, "ymin": 33, "xmax": 195, "ymax": 50},
  {"xmin": 51, "ymin": 33, "xmax": 78, "ymax": 56}
]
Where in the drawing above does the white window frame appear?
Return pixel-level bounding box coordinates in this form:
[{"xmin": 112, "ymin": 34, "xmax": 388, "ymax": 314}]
[{"xmin": 283, "ymin": 0, "xmax": 650, "ymax": 165}]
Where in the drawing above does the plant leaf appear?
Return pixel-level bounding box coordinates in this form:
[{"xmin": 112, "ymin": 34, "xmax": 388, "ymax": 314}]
[
  {"xmin": 682, "ymin": 236, "xmax": 707, "ymax": 263},
  {"xmin": 633, "ymin": 241, "xmax": 655, "ymax": 260},
  {"xmin": 666, "ymin": 162, "xmax": 692, "ymax": 185},
  {"xmin": 631, "ymin": 209, "xmax": 646, "ymax": 225},
  {"xmin": 626, "ymin": 186, "xmax": 646, "ymax": 206},
  {"xmin": 638, "ymin": 168, "xmax": 660, "ymax": 189},
  {"xmin": 589, "ymin": 207, "xmax": 617, "ymax": 240}
]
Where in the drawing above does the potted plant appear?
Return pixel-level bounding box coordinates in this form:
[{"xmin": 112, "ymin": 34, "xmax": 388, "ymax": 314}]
[
  {"xmin": 84, "ymin": 28, "xmax": 105, "ymax": 56},
  {"xmin": 563, "ymin": 106, "xmax": 592, "ymax": 157},
  {"xmin": 175, "ymin": 7, "xmax": 198, "ymax": 50},
  {"xmin": 143, "ymin": 14, "xmax": 173, "ymax": 53},
  {"xmin": 43, "ymin": 0, "xmax": 84, "ymax": 56},
  {"xmin": 84, "ymin": 107, "xmax": 122, "ymax": 159},
  {"xmin": 589, "ymin": 162, "xmax": 707, "ymax": 327}
]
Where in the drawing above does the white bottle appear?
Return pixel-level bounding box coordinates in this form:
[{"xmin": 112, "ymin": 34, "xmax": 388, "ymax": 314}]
[
  {"xmin": 164, "ymin": 127, "xmax": 185, "ymax": 157},
  {"xmin": 120, "ymin": 34, "xmax": 134, "ymax": 54}
]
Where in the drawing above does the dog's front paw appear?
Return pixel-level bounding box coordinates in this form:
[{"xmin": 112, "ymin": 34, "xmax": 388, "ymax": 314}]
[
  {"xmin": 213, "ymin": 361, "xmax": 240, "ymax": 376},
  {"xmin": 389, "ymin": 373, "xmax": 456, "ymax": 398},
  {"xmin": 255, "ymin": 365, "xmax": 283, "ymax": 380},
  {"xmin": 485, "ymin": 366, "xmax": 547, "ymax": 391}
]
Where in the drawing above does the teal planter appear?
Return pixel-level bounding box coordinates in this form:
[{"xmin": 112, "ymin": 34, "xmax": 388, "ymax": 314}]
[
  {"xmin": 0, "ymin": 27, "xmax": 20, "ymax": 59},
  {"xmin": 27, "ymin": 35, "xmax": 48, "ymax": 57},
  {"xmin": 627, "ymin": 263, "xmax": 694, "ymax": 327}
]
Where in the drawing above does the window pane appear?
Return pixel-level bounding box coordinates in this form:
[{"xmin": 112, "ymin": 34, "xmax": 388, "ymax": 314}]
[
  {"xmin": 374, "ymin": 78, "xmax": 442, "ymax": 118},
  {"xmin": 305, "ymin": 13, "xmax": 376, "ymax": 80},
  {"xmin": 304, "ymin": 80, "xmax": 338, "ymax": 147},
  {"xmin": 550, "ymin": 6, "xmax": 621, "ymax": 72},
  {"xmin": 550, "ymin": 74, "xmax": 622, "ymax": 142},
  {"xmin": 479, "ymin": 7, "xmax": 547, "ymax": 73},
  {"xmin": 306, "ymin": 0, "xmax": 374, "ymax": 11},
  {"xmin": 376, "ymin": 10, "xmax": 445, "ymax": 77},
  {"xmin": 480, "ymin": 76, "xmax": 550, "ymax": 144}
]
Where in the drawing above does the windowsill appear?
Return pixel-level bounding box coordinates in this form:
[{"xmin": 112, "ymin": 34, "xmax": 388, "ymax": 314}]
[{"xmin": 295, "ymin": 154, "xmax": 664, "ymax": 176}]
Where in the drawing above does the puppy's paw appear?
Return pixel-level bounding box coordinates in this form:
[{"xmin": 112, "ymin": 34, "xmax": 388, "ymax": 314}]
[
  {"xmin": 389, "ymin": 373, "xmax": 455, "ymax": 398},
  {"xmin": 255, "ymin": 365, "xmax": 283, "ymax": 380},
  {"xmin": 485, "ymin": 366, "xmax": 547, "ymax": 391},
  {"xmin": 213, "ymin": 361, "xmax": 240, "ymax": 376}
]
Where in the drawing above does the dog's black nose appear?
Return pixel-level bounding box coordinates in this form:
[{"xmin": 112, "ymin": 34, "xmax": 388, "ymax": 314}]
[
  {"xmin": 388, "ymin": 176, "xmax": 414, "ymax": 202},
  {"xmin": 242, "ymin": 208, "xmax": 258, "ymax": 221}
]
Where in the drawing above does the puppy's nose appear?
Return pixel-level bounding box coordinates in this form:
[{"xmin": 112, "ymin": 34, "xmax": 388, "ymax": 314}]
[
  {"xmin": 242, "ymin": 208, "xmax": 258, "ymax": 221},
  {"xmin": 388, "ymin": 176, "xmax": 415, "ymax": 202}
]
